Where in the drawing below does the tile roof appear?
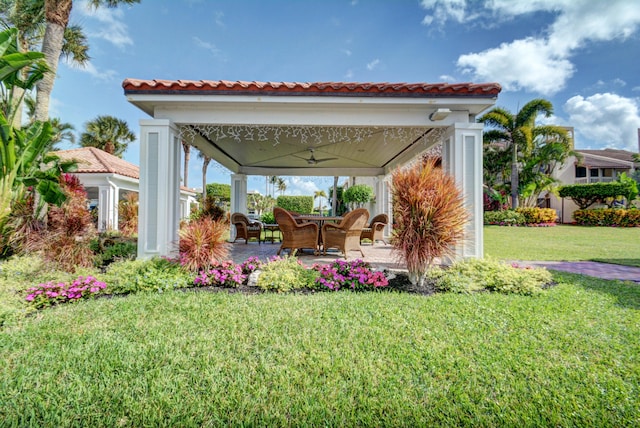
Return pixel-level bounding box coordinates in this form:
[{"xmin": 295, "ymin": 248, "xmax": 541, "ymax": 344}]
[
  {"xmin": 56, "ymin": 147, "xmax": 140, "ymax": 179},
  {"xmin": 122, "ymin": 79, "xmax": 501, "ymax": 97},
  {"xmin": 575, "ymin": 150, "xmax": 636, "ymax": 169},
  {"xmin": 577, "ymin": 148, "xmax": 637, "ymax": 164}
]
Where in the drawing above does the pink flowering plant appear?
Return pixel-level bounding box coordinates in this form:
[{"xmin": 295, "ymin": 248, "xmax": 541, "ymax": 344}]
[
  {"xmin": 194, "ymin": 257, "xmax": 262, "ymax": 288},
  {"xmin": 25, "ymin": 276, "xmax": 107, "ymax": 309},
  {"xmin": 313, "ymin": 259, "xmax": 388, "ymax": 291}
]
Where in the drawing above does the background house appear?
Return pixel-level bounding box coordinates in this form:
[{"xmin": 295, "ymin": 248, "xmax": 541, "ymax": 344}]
[
  {"xmin": 548, "ymin": 148, "xmax": 639, "ymax": 223},
  {"xmin": 57, "ymin": 147, "xmax": 197, "ymax": 232}
]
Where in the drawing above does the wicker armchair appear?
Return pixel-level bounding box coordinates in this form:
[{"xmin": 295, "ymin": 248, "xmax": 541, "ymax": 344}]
[
  {"xmin": 231, "ymin": 212, "xmax": 262, "ymax": 244},
  {"xmin": 322, "ymin": 208, "xmax": 369, "ymax": 259},
  {"xmin": 360, "ymin": 213, "xmax": 388, "ymax": 245},
  {"xmin": 274, "ymin": 207, "xmax": 319, "ymax": 255}
]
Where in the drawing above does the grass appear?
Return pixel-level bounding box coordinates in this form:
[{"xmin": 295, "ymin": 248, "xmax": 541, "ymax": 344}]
[
  {"xmin": 485, "ymin": 225, "xmax": 640, "ymax": 267},
  {"xmin": 1, "ymin": 272, "xmax": 639, "ymax": 426}
]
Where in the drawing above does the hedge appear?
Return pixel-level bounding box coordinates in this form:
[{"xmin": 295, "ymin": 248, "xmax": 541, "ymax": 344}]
[
  {"xmin": 484, "ymin": 208, "xmax": 557, "ymax": 226},
  {"xmin": 573, "ymin": 208, "xmax": 640, "ymax": 227},
  {"xmin": 558, "ymin": 182, "xmax": 633, "ymax": 209},
  {"xmin": 276, "ymin": 195, "xmax": 314, "ymax": 213}
]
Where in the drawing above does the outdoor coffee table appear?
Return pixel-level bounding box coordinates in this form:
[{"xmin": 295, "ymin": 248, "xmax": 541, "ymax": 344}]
[{"xmin": 263, "ymin": 223, "xmax": 280, "ymax": 243}]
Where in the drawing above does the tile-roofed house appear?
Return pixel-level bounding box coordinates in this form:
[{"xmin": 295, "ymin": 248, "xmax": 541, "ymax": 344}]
[
  {"xmin": 56, "ymin": 147, "xmax": 197, "ymax": 231},
  {"xmin": 546, "ymin": 148, "xmax": 638, "ymax": 223}
]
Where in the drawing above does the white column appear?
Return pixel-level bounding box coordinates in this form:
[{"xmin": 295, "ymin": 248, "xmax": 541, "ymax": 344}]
[
  {"xmin": 443, "ymin": 122, "xmax": 484, "ymax": 260},
  {"xmin": 97, "ymin": 186, "xmax": 109, "ymax": 232},
  {"xmin": 106, "ymin": 179, "xmax": 119, "ymax": 231},
  {"xmin": 230, "ymin": 174, "xmax": 248, "ymax": 241},
  {"xmin": 138, "ymin": 119, "xmax": 181, "ymax": 259}
]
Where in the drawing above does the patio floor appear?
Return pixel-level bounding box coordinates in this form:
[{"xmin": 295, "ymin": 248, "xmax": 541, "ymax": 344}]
[{"xmin": 228, "ymin": 240, "xmax": 408, "ymax": 271}]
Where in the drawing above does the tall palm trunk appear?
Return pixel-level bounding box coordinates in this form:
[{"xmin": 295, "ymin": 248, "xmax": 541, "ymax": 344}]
[
  {"xmin": 35, "ymin": 0, "xmax": 72, "ymax": 122},
  {"xmin": 202, "ymin": 156, "xmax": 211, "ymax": 200},
  {"xmin": 511, "ymin": 143, "xmax": 519, "ymax": 209},
  {"xmin": 332, "ymin": 176, "xmax": 338, "ymax": 215},
  {"xmin": 182, "ymin": 142, "xmax": 190, "ymax": 188}
]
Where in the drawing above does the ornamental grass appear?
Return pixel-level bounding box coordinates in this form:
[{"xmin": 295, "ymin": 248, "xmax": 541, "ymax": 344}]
[
  {"xmin": 178, "ymin": 216, "xmax": 229, "ymax": 271},
  {"xmin": 391, "ymin": 157, "xmax": 468, "ymax": 286}
]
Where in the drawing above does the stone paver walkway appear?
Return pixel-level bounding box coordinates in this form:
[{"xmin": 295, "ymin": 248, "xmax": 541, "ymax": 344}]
[{"xmin": 228, "ymin": 242, "xmax": 640, "ymax": 283}]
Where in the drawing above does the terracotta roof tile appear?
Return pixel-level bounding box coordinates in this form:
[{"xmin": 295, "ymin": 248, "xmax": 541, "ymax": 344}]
[
  {"xmin": 56, "ymin": 147, "xmax": 139, "ymax": 179},
  {"xmin": 123, "ymin": 79, "xmax": 501, "ymax": 97}
]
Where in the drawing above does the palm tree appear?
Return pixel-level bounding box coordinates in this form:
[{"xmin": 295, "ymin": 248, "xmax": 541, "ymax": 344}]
[
  {"xmin": 314, "ymin": 190, "xmax": 327, "ymax": 214},
  {"xmin": 34, "ymin": 0, "xmax": 139, "ymax": 121},
  {"xmin": 181, "ymin": 140, "xmax": 190, "ymax": 188},
  {"xmin": 79, "ymin": 115, "xmax": 135, "ymax": 157},
  {"xmin": 48, "ymin": 117, "xmax": 75, "ymax": 150},
  {"xmin": 276, "ymin": 177, "xmax": 287, "ymax": 196},
  {"xmin": 197, "ymin": 149, "xmax": 211, "ymax": 200},
  {"xmin": 478, "ymin": 99, "xmax": 569, "ymax": 209}
]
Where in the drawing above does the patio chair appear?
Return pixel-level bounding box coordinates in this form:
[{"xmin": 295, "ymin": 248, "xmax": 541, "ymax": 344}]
[
  {"xmin": 360, "ymin": 213, "xmax": 388, "ymax": 245},
  {"xmin": 274, "ymin": 207, "xmax": 319, "ymax": 255},
  {"xmin": 231, "ymin": 212, "xmax": 262, "ymax": 244},
  {"xmin": 322, "ymin": 208, "xmax": 369, "ymax": 259}
]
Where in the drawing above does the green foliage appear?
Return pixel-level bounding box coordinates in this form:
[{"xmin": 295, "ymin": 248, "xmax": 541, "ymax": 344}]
[
  {"xmin": 484, "ymin": 210, "xmax": 526, "ymax": 226},
  {"xmin": 617, "ymin": 172, "xmax": 638, "ymax": 205},
  {"xmin": 79, "ymin": 115, "xmax": 135, "ymax": 158},
  {"xmin": 428, "ymin": 258, "xmax": 552, "ymax": 295},
  {"xmin": 206, "ymin": 183, "xmax": 231, "ymax": 203},
  {"xmin": 276, "ymin": 195, "xmax": 314, "ymax": 213},
  {"xmin": 559, "ymin": 182, "xmax": 633, "ymax": 209},
  {"xmin": 573, "ymin": 208, "xmax": 640, "ymax": 227},
  {"xmin": 342, "ymin": 184, "xmax": 373, "ymax": 208},
  {"xmin": 516, "ymin": 207, "xmax": 557, "ymax": 224},
  {"xmin": 92, "ymin": 234, "xmax": 137, "ymax": 268},
  {"xmin": 190, "ymin": 195, "xmax": 227, "ymax": 222},
  {"xmin": 101, "ymin": 258, "xmax": 192, "ymax": 295},
  {"xmin": 256, "ymin": 256, "xmax": 319, "ymax": 292},
  {"xmin": 261, "ymin": 211, "xmax": 275, "ymax": 224}
]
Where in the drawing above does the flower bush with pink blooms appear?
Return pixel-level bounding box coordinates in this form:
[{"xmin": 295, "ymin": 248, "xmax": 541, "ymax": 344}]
[
  {"xmin": 313, "ymin": 259, "xmax": 388, "ymax": 291},
  {"xmin": 194, "ymin": 257, "xmax": 262, "ymax": 288},
  {"xmin": 25, "ymin": 276, "xmax": 107, "ymax": 309}
]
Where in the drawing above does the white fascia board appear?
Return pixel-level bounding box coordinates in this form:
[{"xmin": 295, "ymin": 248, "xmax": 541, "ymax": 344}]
[{"xmin": 239, "ymin": 166, "xmax": 384, "ymax": 177}]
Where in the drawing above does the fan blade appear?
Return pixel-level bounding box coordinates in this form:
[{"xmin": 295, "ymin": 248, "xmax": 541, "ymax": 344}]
[{"xmin": 313, "ymin": 157, "xmax": 338, "ymax": 163}]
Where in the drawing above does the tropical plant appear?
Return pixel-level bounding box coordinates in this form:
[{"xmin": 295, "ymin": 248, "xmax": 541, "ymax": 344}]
[
  {"xmin": 79, "ymin": 115, "xmax": 135, "ymax": 157},
  {"xmin": 391, "ymin": 157, "xmax": 468, "ymax": 286},
  {"xmin": 197, "ymin": 149, "xmax": 211, "ymax": 199},
  {"xmin": 117, "ymin": 191, "xmax": 138, "ymax": 236},
  {"xmin": 276, "ymin": 177, "xmax": 287, "ymax": 195},
  {"xmin": 478, "ymin": 99, "xmax": 571, "ymax": 209},
  {"xmin": 248, "ymin": 192, "xmax": 275, "ymax": 217},
  {"xmin": 314, "ymin": 190, "xmax": 327, "ymax": 214},
  {"xmin": 342, "ymin": 184, "xmax": 373, "ymax": 209},
  {"xmin": 178, "ymin": 216, "xmax": 229, "ymax": 271},
  {"xmin": 34, "ymin": 0, "xmax": 140, "ymax": 122},
  {"xmin": 313, "ymin": 259, "xmax": 388, "ymax": 291},
  {"xmin": 256, "ymin": 255, "xmax": 318, "ymax": 292}
]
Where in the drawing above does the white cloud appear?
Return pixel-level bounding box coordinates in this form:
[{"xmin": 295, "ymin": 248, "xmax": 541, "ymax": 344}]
[
  {"xmin": 439, "ymin": 74, "xmax": 457, "ymax": 82},
  {"xmin": 564, "ymin": 93, "xmax": 640, "ymax": 151},
  {"xmin": 78, "ymin": 0, "xmax": 133, "ymax": 48},
  {"xmin": 424, "ymin": 0, "xmax": 640, "ymax": 95},
  {"xmin": 286, "ymin": 177, "xmax": 319, "ymax": 196},
  {"xmin": 366, "ymin": 59, "xmax": 380, "ymax": 71},
  {"xmin": 344, "ymin": 69, "xmax": 354, "ymax": 79},
  {"xmin": 341, "ymin": 49, "xmax": 352, "ymax": 56},
  {"xmin": 193, "ymin": 36, "xmax": 224, "ymax": 60},
  {"xmin": 213, "ymin": 11, "xmax": 225, "ymax": 27},
  {"xmin": 63, "ymin": 58, "xmax": 117, "ymax": 81}
]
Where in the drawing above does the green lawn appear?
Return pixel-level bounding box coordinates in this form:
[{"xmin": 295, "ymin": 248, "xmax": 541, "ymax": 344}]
[
  {"xmin": 1, "ymin": 272, "xmax": 638, "ymax": 426},
  {"xmin": 485, "ymin": 225, "xmax": 640, "ymax": 267}
]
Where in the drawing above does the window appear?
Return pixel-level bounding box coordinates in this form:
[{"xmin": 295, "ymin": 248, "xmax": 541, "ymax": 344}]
[
  {"xmin": 576, "ymin": 166, "xmax": 587, "ymax": 178},
  {"xmin": 590, "ymin": 169, "xmax": 599, "ymax": 177}
]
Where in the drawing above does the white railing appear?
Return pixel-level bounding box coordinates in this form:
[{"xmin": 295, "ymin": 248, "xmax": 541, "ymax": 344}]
[{"xmin": 575, "ymin": 177, "xmax": 615, "ymax": 184}]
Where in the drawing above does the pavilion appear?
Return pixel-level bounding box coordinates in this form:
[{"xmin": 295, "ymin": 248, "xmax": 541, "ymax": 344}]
[{"xmin": 122, "ymin": 79, "xmax": 501, "ymax": 260}]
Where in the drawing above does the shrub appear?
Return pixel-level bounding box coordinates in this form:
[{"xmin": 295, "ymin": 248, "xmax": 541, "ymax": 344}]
[
  {"xmin": 102, "ymin": 258, "xmax": 192, "ymax": 295},
  {"xmin": 178, "ymin": 217, "xmax": 229, "ymax": 271},
  {"xmin": 257, "ymin": 256, "xmax": 318, "ymax": 292},
  {"xmin": 91, "ymin": 232, "xmax": 137, "ymax": 268},
  {"xmin": 391, "ymin": 158, "xmax": 468, "ymax": 286},
  {"xmin": 483, "ymin": 210, "xmax": 526, "ymax": 226},
  {"xmin": 516, "ymin": 207, "xmax": 557, "ymax": 224},
  {"xmin": 261, "ymin": 211, "xmax": 275, "ymax": 224},
  {"xmin": 343, "ymin": 184, "xmax": 373, "ymax": 209},
  {"xmin": 24, "ymin": 276, "xmax": 106, "ymax": 310},
  {"xmin": 313, "ymin": 259, "xmax": 388, "ymax": 291},
  {"xmin": 118, "ymin": 192, "xmax": 138, "ymax": 236},
  {"xmin": 559, "ymin": 182, "xmax": 633, "ymax": 209},
  {"xmin": 276, "ymin": 196, "xmax": 314, "ymax": 214},
  {"xmin": 41, "ymin": 174, "xmax": 96, "ymax": 272},
  {"xmin": 428, "ymin": 258, "xmax": 552, "ymax": 295},
  {"xmin": 193, "ymin": 257, "xmax": 262, "ymax": 288},
  {"xmin": 573, "ymin": 208, "xmax": 640, "ymax": 227}
]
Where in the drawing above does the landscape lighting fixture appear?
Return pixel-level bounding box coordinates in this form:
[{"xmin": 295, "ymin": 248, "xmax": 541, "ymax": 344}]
[{"xmin": 429, "ymin": 108, "xmax": 451, "ymax": 121}]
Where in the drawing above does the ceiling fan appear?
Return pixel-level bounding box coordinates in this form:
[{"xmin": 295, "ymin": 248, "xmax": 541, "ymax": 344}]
[{"xmin": 293, "ymin": 148, "xmax": 338, "ymax": 165}]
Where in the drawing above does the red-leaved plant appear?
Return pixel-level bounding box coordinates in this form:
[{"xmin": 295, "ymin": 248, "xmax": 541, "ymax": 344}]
[
  {"xmin": 391, "ymin": 157, "xmax": 468, "ymax": 286},
  {"xmin": 178, "ymin": 216, "xmax": 229, "ymax": 271},
  {"xmin": 118, "ymin": 192, "xmax": 138, "ymax": 236}
]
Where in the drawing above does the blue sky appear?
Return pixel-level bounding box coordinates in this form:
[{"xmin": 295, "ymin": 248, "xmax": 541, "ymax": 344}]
[{"xmin": 51, "ymin": 0, "xmax": 640, "ymax": 194}]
